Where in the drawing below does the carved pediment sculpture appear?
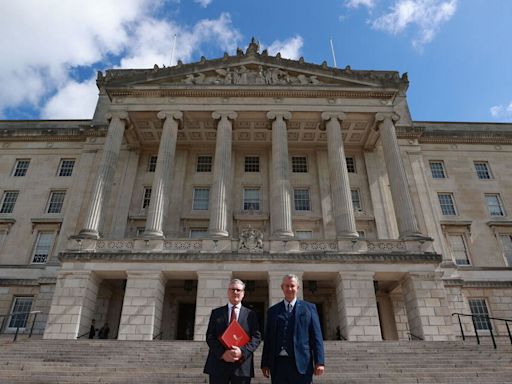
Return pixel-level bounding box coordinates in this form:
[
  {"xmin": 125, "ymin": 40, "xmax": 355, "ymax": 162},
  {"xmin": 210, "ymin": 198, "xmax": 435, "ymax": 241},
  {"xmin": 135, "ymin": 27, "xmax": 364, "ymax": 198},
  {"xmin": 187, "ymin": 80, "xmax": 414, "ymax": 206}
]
[{"xmin": 239, "ymin": 227, "xmax": 264, "ymax": 253}]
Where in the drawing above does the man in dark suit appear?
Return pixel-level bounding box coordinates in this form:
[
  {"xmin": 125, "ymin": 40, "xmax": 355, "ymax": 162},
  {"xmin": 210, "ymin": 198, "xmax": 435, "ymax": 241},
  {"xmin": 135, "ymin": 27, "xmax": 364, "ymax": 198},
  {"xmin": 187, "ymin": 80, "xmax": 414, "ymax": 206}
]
[
  {"xmin": 261, "ymin": 274, "xmax": 325, "ymax": 383},
  {"xmin": 204, "ymin": 278, "xmax": 261, "ymax": 384}
]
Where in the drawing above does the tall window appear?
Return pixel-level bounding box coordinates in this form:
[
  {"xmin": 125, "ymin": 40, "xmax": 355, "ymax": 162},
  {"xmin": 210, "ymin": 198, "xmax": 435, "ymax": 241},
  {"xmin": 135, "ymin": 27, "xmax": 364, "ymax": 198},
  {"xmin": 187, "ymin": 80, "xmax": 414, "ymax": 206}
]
[
  {"xmin": 244, "ymin": 156, "xmax": 260, "ymax": 172},
  {"xmin": 346, "ymin": 157, "xmax": 356, "ymax": 173},
  {"xmin": 351, "ymin": 189, "xmax": 362, "ymax": 211},
  {"xmin": 147, "ymin": 155, "xmax": 158, "ymax": 172},
  {"xmin": 468, "ymin": 299, "xmax": 491, "ymax": 330},
  {"xmin": 499, "ymin": 234, "xmax": 512, "ymax": 267},
  {"xmin": 196, "ymin": 156, "xmax": 212, "ymax": 172},
  {"xmin": 47, "ymin": 191, "xmax": 66, "ymax": 213},
  {"xmin": 243, "ymin": 188, "xmax": 260, "ymax": 211},
  {"xmin": 429, "ymin": 161, "xmax": 446, "ymax": 179},
  {"xmin": 13, "ymin": 159, "xmax": 30, "ymax": 177},
  {"xmin": 438, "ymin": 193, "xmax": 456, "ymax": 215},
  {"xmin": 474, "ymin": 161, "xmax": 492, "ymax": 179},
  {"xmin": 58, "ymin": 159, "xmax": 75, "ymax": 176},
  {"xmin": 193, "ymin": 188, "xmax": 210, "ymax": 210},
  {"xmin": 485, "ymin": 194, "xmax": 505, "ymax": 216},
  {"xmin": 291, "ymin": 156, "xmax": 308, "ymax": 173},
  {"xmin": 32, "ymin": 232, "xmax": 54, "ymax": 263},
  {"xmin": 447, "ymin": 234, "xmax": 470, "ymax": 265},
  {"xmin": 0, "ymin": 191, "xmax": 19, "ymax": 214},
  {"xmin": 8, "ymin": 297, "xmax": 33, "ymax": 330},
  {"xmin": 142, "ymin": 187, "xmax": 152, "ymax": 209},
  {"xmin": 293, "ymin": 188, "xmax": 311, "ymax": 211}
]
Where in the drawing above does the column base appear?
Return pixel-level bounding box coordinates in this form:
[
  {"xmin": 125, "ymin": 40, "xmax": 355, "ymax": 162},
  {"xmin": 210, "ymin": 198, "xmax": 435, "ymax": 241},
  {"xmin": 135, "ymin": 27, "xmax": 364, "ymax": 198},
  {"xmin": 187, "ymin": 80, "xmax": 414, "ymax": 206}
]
[
  {"xmin": 208, "ymin": 229, "xmax": 229, "ymax": 237},
  {"xmin": 272, "ymin": 230, "xmax": 294, "ymax": 239},
  {"xmin": 77, "ymin": 229, "xmax": 100, "ymax": 239},
  {"xmin": 336, "ymin": 231, "xmax": 359, "ymax": 239},
  {"xmin": 142, "ymin": 229, "xmax": 164, "ymax": 238}
]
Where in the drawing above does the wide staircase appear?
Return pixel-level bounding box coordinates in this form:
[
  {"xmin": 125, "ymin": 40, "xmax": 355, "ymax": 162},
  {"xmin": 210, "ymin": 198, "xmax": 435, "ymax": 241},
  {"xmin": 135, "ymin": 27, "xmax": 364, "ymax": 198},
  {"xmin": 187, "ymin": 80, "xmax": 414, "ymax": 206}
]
[{"xmin": 1, "ymin": 338, "xmax": 511, "ymax": 383}]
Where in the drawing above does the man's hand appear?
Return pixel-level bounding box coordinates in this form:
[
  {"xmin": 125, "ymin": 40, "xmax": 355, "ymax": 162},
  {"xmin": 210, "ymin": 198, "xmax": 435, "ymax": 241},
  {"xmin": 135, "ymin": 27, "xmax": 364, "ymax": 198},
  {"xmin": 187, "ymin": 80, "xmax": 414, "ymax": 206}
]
[
  {"xmin": 221, "ymin": 347, "xmax": 241, "ymax": 363},
  {"xmin": 261, "ymin": 367, "xmax": 270, "ymax": 378},
  {"xmin": 314, "ymin": 364, "xmax": 325, "ymax": 376}
]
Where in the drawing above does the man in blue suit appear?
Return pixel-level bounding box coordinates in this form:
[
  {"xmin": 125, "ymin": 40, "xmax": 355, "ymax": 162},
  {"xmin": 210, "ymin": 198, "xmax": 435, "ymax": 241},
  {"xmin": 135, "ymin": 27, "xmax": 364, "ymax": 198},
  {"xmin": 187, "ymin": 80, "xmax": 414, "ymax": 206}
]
[
  {"xmin": 204, "ymin": 279, "xmax": 261, "ymax": 384},
  {"xmin": 261, "ymin": 274, "xmax": 325, "ymax": 383}
]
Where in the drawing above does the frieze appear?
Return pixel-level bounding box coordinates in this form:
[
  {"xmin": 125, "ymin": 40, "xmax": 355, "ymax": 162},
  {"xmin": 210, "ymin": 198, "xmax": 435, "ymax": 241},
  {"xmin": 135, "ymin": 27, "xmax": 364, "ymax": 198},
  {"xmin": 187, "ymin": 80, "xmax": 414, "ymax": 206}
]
[
  {"xmin": 367, "ymin": 241, "xmax": 407, "ymax": 252},
  {"xmin": 164, "ymin": 240, "xmax": 202, "ymax": 251},
  {"xmin": 97, "ymin": 240, "xmax": 134, "ymax": 251},
  {"xmin": 300, "ymin": 241, "xmax": 338, "ymax": 252},
  {"xmin": 0, "ymin": 279, "xmax": 40, "ymax": 286}
]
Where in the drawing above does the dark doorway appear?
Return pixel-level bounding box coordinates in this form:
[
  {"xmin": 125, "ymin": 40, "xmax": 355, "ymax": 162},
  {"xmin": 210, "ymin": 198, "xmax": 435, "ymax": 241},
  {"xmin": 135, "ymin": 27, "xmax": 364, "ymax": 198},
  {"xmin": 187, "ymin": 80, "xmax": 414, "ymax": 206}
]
[
  {"xmin": 177, "ymin": 303, "xmax": 196, "ymax": 340},
  {"xmin": 243, "ymin": 301, "xmax": 266, "ymax": 336}
]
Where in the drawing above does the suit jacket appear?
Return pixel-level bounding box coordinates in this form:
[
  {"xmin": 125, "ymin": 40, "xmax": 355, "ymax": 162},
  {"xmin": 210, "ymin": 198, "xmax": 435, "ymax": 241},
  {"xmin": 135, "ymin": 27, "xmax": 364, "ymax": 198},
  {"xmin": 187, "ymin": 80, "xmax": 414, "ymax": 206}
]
[
  {"xmin": 204, "ymin": 304, "xmax": 261, "ymax": 378},
  {"xmin": 261, "ymin": 300, "xmax": 324, "ymax": 375}
]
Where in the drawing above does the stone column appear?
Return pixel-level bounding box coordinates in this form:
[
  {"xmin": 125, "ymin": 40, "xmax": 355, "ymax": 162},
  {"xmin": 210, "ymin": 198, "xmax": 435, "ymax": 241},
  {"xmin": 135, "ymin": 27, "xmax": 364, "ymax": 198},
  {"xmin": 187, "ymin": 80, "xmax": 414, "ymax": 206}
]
[
  {"xmin": 321, "ymin": 112, "xmax": 358, "ymax": 238},
  {"xmin": 375, "ymin": 113, "xmax": 421, "ymax": 239},
  {"xmin": 43, "ymin": 271, "xmax": 100, "ymax": 339},
  {"xmin": 79, "ymin": 112, "xmax": 129, "ymax": 238},
  {"xmin": 144, "ymin": 111, "xmax": 183, "ymax": 238},
  {"xmin": 208, "ymin": 111, "xmax": 237, "ymax": 237},
  {"xmin": 401, "ymin": 272, "xmax": 455, "ymax": 341},
  {"xmin": 118, "ymin": 272, "xmax": 166, "ymax": 341},
  {"xmin": 268, "ymin": 271, "xmax": 303, "ymax": 307},
  {"xmin": 336, "ymin": 272, "xmax": 381, "ymax": 341},
  {"xmin": 268, "ymin": 111, "xmax": 294, "ymax": 239},
  {"xmin": 194, "ymin": 271, "xmax": 232, "ymax": 341}
]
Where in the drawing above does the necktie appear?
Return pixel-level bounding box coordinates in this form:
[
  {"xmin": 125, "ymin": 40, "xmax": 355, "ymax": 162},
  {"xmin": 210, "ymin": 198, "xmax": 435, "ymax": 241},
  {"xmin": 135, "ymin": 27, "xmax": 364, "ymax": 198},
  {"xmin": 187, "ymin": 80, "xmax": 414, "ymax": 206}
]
[
  {"xmin": 288, "ymin": 303, "xmax": 292, "ymax": 313},
  {"xmin": 230, "ymin": 305, "xmax": 237, "ymax": 323}
]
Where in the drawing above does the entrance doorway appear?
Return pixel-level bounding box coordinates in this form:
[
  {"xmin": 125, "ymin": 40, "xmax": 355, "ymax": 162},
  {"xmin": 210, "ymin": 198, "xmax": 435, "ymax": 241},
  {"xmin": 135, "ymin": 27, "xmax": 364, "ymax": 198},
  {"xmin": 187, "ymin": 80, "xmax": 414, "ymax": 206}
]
[
  {"xmin": 243, "ymin": 301, "xmax": 266, "ymax": 336},
  {"xmin": 177, "ymin": 303, "xmax": 196, "ymax": 340}
]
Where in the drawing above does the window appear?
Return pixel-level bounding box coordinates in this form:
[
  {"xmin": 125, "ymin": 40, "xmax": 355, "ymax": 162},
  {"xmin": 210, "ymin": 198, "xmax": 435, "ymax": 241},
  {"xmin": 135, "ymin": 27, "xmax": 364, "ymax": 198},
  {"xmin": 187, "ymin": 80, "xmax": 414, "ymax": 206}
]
[
  {"xmin": 429, "ymin": 161, "xmax": 446, "ymax": 179},
  {"xmin": 294, "ymin": 188, "xmax": 311, "ymax": 211},
  {"xmin": 32, "ymin": 232, "xmax": 54, "ymax": 263},
  {"xmin": 136, "ymin": 227, "xmax": 145, "ymax": 237},
  {"xmin": 47, "ymin": 191, "xmax": 66, "ymax": 213},
  {"xmin": 193, "ymin": 188, "xmax": 210, "ymax": 210},
  {"xmin": 147, "ymin": 155, "xmax": 158, "ymax": 172},
  {"xmin": 485, "ymin": 194, "xmax": 505, "ymax": 216},
  {"xmin": 13, "ymin": 159, "xmax": 30, "ymax": 177},
  {"xmin": 0, "ymin": 191, "xmax": 19, "ymax": 214},
  {"xmin": 499, "ymin": 234, "xmax": 512, "ymax": 267},
  {"xmin": 0, "ymin": 230, "xmax": 6, "ymax": 249},
  {"xmin": 468, "ymin": 299, "xmax": 491, "ymax": 330},
  {"xmin": 142, "ymin": 187, "xmax": 152, "ymax": 209},
  {"xmin": 351, "ymin": 189, "xmax": 362, "ymax": 211},
  {"xmin": 295, "ymin": 230, "xmax": 313, "ymax": 240},
  {"xmin": 244, "ymin": 156, "xmax": 260, "ymax": 172},
  {"xmin": 346, "ymin": 157, "xmax": 356, "ymax": 173},
  {"xmin": 190, "ymin": 228, "xmax": 208, "ymax": 238},
  {"xmin": 292, "ymin": 156, "xmax": 308, "ymax": 173},
  {"xmin": 243, "ymin": 188, "xmax": 260, "ymax": 211},
  {"xmin": 438, "ymin": 193, "xmax": 456, "ymax": 215},
  {"xmin": 58, "ymin": 159, "xmax": 75, "ymax": 176},
  {"xmin": 8, "ymin": 297, "xmax": 33, "ymax": 330},
  {"xmin": 447, "ymin": 234, "xmax": 470, "ymax": 265},
  {"xmin": 196, "ymin": 156, "xmax": 212, "ymax": 172},
  {"xmin": 474, "ymin": 162, "xmax": 492, "ymax": 179}
]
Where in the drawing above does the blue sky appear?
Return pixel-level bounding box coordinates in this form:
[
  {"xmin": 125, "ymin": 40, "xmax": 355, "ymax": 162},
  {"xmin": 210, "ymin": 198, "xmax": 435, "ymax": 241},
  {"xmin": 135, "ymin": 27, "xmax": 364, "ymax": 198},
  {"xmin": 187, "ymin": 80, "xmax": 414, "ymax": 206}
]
[{"xmin": 1, "ymin": 0, "xmax": 511, "ymax": 122}]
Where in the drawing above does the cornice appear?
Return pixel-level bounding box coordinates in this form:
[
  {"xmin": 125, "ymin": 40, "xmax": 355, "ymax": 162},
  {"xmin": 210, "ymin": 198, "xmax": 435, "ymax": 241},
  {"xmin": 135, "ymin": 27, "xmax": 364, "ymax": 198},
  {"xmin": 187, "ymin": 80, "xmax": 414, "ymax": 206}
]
[
  {"xmin": 0, "ymin": 126, "xmax": 104, "ymax": 141},
  {"xmin": 399, "ymin": 124, "xmax": 512, "ymax": 144},
  {"xmin": 444, "ymin": 280, "xmax": 512, "ymax": 288}
]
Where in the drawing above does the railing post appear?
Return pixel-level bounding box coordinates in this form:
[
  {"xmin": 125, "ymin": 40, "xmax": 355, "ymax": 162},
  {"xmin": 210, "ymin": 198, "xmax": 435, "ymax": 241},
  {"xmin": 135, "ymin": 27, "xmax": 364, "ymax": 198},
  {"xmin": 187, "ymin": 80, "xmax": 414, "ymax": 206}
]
[
  {"xmin": 13, "ymin": 315, "xmax": 20, "ymax": 342},
  {"xmin": 487, "ymin": 315, "xmax": 496, "ymax": 349},
  {"xmin": 506, "ymin": 321, "xmax": 512, "ymax": 345},
  {"xmin": 29, "ymin": 312, "xmax": 38, "ymax": 338},
  {"xmin": 457, "ymin": 314, "xmax": 465, "ymax": 341},
  {"xmin": 471, "ymin": 316, "xmax": 480, "ymax": 345}
]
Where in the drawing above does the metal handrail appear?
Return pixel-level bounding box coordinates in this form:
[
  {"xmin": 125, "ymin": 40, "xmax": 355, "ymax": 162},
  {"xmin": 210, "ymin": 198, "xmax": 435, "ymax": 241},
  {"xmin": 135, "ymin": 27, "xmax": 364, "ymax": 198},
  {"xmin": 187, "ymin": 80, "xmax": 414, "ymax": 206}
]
[
  {"xmin": 153, "ymin": 332, "xmax": 163, "ymax": 340},
  {"xmin": 3, "ymin": 311, "xmax": 41, "ymax": 342},
  {"xmin": 408, "ymin": 332, "xmax": 424, "ymax": 341},
  {"xmin": 452, "ymin": 312, "xmax": 512, "ymax": 349}
]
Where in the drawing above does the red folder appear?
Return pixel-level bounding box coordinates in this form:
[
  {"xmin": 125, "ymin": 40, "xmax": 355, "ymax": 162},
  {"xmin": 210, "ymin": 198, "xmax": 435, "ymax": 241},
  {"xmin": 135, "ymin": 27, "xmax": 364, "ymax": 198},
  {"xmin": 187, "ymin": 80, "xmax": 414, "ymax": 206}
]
[{"xmin": 220, "ymin": 320, "xmax": 250, "ymax": 348}]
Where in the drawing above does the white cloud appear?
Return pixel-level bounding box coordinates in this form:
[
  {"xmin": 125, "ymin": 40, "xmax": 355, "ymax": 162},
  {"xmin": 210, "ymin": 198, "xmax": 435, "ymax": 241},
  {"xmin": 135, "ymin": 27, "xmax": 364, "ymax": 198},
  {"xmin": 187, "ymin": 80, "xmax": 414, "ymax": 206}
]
[
  {"xmin": 490, "ymin": 102, "xmax": 512, "ymax": 121},
  {"xmin": 266, "ymin": 36, "xmax": 304, "ymax": 60},
  {"xmin": 371, "ymin": 0, "xmax": 457, "ymax": 48},
  {"xmin": 194, "ymin": 0, "xmax": 213, "ymax": 7},
  {"xmin": 42, "ymin": 78, "xmax": 98, "ymax": 119},
  {"xmin": 345, "ymin": 0, "xmax": 376, "ymax": 8}
]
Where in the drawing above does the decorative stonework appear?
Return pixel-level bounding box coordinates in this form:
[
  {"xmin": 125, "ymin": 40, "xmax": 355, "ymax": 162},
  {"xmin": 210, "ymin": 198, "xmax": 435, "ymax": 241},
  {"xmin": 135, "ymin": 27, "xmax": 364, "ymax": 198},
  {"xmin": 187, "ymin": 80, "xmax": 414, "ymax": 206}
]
[
  {"xmin": 163, "ymin": 240, "xmax": 202, "ymax": 251},
  {"xmin": 238, "ymin": 228, "xmax": 263, "ymax": 252},
  {"xmin": 367, "ymin": 240, "xmax": 407, "ymax": 252},
  {"xmin": 300, "ymin": 241, "xmax": 338, "ymax": 252},
  {"xmin": 97, "ymin": 240, "xmax": 134, "ymax": 251}
]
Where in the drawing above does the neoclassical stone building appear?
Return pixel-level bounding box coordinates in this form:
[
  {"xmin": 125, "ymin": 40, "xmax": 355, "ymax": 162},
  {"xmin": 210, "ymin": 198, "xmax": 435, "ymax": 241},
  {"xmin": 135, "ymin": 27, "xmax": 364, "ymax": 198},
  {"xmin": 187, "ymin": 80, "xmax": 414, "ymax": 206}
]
[{"xmin": 1, "ymin": 40, "xmax": 511, "ymax": 342}]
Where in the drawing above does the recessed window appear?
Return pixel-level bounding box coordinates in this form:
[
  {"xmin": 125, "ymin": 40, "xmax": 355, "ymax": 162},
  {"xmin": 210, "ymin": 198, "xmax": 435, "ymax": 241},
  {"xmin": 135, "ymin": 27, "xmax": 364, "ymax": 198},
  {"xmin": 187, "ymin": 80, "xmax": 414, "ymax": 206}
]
[
  {"xmin": 142, "ymin": 187, "xmax": 152, "ymax": 209},
  {"xmin": 0, "ymin": 191, "xmax": 19, "ymax": 214},
  {"xmin": 294, "ymin": 188, "xmax": 311, "ymax": 211},
  {"xmin": 447, "ymin": 234, "xmax": 470, "ymax": 265},
  {"xmin": 8, "ymin": 297, "xmax": 33, "ymax": 330},
  {"xmin": 13, "ymin": 159, "xmax": 30, "ymax": 177},
  {"xmin": 58, "ymin": 159, "xmax": 75, "ymax": 177},
  {"xmin": 292, "ymin": 156, "xmax": 308, "ymax": 173},
  {"xmin": 346, "ymin": 157, "xmax": 356, "ymax": 173},
  {"xmin": 499, "ymin": 234, "xmax": 512, "ymax": 267},
  {"xmin": 243, "ymin": 188, "xmax": 260, "ymax": 211},
  {"xmin": 147, "ymin": 155, "xmax": 158, "ymax": 172},
  {"xmin": 47, "ymin": 191, "xmax": 66, "ymax": 214},
  {"xmin": 351, "ymin": 189, "xmax": 362, "ymax": 211},
  {"xmin": 196, "ymin": 156, "xmax": 213, "ymax": 172},
  {"xmin": 295, "ymin": 230, "xmax": 313, "ymax": 240},
  {"xmin": 485, "ymin": 194, "xmax": 505, "ymax": 216},
  {"xmin": 193, "ymin": 188, "xmax": 210, "ymax": 210},
  {"xmin": 474, "ymin": 162, "xmax": 492, "ymax": 180},
  {"xmin": 438, "ymin": 193, "xmax": 457, "ymax": 215},
  {"xmin": 429, "ymin": 161, "xmax": 446, "ymax": 179},
  {"xmin": 136, "ymin": 227, "xmax": 145, "ymax": 237},
  {"xmin": 190, "ymin": 228, "xmax": 208, "ymax": 238},
  {"xmin": 468, "ymin": 299, "xmax": 491, "ymax": 330},
  {"xmin": 244, "ymin": 156, "xmax": 260, "ymax": 172},
  {"xmin": 32, "ymin": 232, "xmax": 54, "ymax": 264}
]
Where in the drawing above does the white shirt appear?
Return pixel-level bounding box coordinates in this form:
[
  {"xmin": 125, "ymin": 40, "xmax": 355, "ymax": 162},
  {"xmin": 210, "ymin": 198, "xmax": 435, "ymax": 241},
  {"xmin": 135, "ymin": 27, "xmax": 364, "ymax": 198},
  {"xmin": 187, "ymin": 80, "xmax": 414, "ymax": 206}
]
[
  {"xmin": 284, "ymin": 298, "xmax": 297, "ymax": 312},
  {"xmin": 228, "ymin": 303, "xmax": 240, "ymax": 322}
]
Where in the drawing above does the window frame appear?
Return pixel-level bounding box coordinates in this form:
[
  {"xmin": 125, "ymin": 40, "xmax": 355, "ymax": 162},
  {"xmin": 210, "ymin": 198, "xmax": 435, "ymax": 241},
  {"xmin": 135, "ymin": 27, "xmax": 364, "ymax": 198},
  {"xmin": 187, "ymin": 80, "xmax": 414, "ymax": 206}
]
[
  {"xmin": 498, "ymin": 233, "xmax": 512, "ymax": 267},
  {"xmin": 438, "ymin": 193, "xmax": 457, "ymax": 216},
  {"xmin": 447, "ymin": 233, "xmax": 471, "ymax": 266},
  {"xmin": 147, "ymin": 155, "xmax": 158, "ymax": 173},
  {"xmin": 485, "ymin": 194, "xmax": 505, "ymax": 217},
  {"xmin": 244, "ymin": 156, "xmax": 260, "ymax": 173},
  {"xmin": 429, "ymin": 160, "xmax": 446, "ymax": 179},
  {"xmin": 189, "ymin": 228, "xmax": 209, "ymax": 239},
  {"xmin": 346, "ymin": 156, "xmax": 356, "ymax": 173},
  {"xmin": 7, "ymin": 297, "xmax": 33, "ymax": 331},
  {"xmin": 57, "ymin": 159, "xmax": 75, "ymax": 177},
  {"xmin": 474, "ymin": 161, "xmax": 492, "ymax": 180},
  {"xmin": 46, "ymin": 190, "xmax": 66, "ymax": 214},
  {"xmin": 351, "ymin": 189, "xmax": 362, "ymax": 212},
  {"xmin": 12, "ymin": 159, "xmax": 30, "ymax": 177},
  {"xmin": 468, "ymin": 298, "xmax": 492, "ymax": 331},
  {"xmin": 196, "ymin": 155, "xmax": 213, "ymax": 173},
  {"xmin": 31, "ymin": 231, "xmax": 55, "ymax": 264},
  {"xmin": 295, "ymin": 230, "xmax": 313, "ymax": 240},
  {"xmin": 242, "ymin": 187, "xmax": 261, "ymax": 211},
  {"xmin": 142, "ymin": 187, "xmax": 152, "ymax": 210},
  {"xmin": 293, "ymin": 188, "xmax": 311, "ymax": 211},
  {"xmin": 291, "ymin": 156, "xmax": 308, "ymax": 173},
  {"xmin": 192, "ymin": 187, "xmax": 210, "ymax": 211},
  {"xmin": 0, "ymin": 191, "xmax": 19, "ymax": 214}
]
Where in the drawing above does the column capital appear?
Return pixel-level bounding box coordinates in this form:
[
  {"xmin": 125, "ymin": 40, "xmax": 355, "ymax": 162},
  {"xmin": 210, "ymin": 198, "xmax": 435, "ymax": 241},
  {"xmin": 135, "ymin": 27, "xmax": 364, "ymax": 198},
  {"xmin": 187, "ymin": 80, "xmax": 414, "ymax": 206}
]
[
  {"xmin": 105, "ymin": 111, "xmax": 129, "ymax": 122},
  {"xmin": 321, "ymin": 112, "xmax": 346, "ymax": 122},
  {"xmin": 266, "ymin": 111, "xmax": 292, "ymax": 121},
  {"xmin": 375, "ymin": 112, "xmax": 400, "ymax": 126},
  {"xmin": 212, "ymin": 111, "xmax": 237, "ymax": 121},
  {"xmin": 157, "ymin": 110, "xmax": 183, "ymax": 121}
]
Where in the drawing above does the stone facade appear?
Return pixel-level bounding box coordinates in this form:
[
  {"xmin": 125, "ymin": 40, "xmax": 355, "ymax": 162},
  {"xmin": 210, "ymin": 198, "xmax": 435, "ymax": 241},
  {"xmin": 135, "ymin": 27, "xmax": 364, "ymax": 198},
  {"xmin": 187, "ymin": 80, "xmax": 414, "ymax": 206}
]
[{"xmin": 0, "ymin": 41, "xmax": 511, "ymax": 342}]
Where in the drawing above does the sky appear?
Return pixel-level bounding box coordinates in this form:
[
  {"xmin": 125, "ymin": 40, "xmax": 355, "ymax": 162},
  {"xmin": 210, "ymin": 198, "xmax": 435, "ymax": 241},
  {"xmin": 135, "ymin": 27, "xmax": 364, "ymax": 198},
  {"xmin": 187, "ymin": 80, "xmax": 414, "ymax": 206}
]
[{"xmin": 1, "ymin": 0, "xmax": 511, "ymax": 123}]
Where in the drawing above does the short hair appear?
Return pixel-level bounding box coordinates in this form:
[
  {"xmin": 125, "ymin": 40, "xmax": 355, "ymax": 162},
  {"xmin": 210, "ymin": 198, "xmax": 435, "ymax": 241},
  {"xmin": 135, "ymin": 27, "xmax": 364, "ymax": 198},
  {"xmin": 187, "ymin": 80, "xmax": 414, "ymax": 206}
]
[
  {"xmin": 229, "ymin": 278, "xmax": 246, "ymax": 290},
  {"xmin": 281, "ymin": 274, "xmax": 300, "ymax": 285}
]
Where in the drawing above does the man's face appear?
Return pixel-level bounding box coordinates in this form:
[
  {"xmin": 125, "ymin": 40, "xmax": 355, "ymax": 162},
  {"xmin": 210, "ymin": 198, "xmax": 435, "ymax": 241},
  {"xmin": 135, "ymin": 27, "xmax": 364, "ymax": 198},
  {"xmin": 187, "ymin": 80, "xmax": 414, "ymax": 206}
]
[
  {"xmin": 227, "ymin": 282, "xmax": 245, "ymax": 305},
  {"xmin": 281, "ymin": 277, "xmax": 299, "ymax": 302}
]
